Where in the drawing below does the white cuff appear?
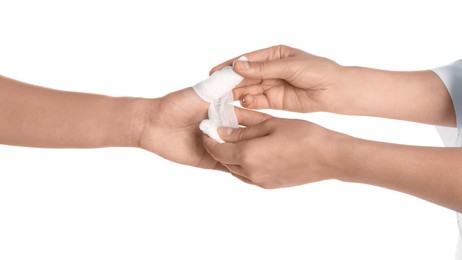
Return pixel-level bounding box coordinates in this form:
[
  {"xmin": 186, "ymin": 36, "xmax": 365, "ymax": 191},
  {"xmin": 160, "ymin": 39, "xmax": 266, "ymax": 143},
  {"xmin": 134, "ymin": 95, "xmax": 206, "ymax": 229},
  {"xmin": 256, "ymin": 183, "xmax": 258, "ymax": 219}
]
[{"xmin": 432, "ymin": 60, "xmax": 462, "ymax": 130}]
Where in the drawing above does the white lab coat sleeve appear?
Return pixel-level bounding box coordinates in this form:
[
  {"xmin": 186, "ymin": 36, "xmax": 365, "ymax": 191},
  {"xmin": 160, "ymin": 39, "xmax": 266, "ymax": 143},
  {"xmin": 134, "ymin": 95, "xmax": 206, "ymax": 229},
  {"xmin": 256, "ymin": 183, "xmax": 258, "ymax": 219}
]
[
  {"xmin": 432, "ymin": 60, "xmax": 462, "ymax": 130},
  {"xmin": 431, "ymin": 60, "xmax": 462, "ymax": 260}
]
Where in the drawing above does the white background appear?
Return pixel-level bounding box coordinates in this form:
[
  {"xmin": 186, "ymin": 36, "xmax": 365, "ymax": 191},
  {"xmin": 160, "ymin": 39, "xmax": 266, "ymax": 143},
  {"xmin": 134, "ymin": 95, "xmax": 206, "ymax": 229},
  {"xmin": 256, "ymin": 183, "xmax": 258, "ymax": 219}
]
[{"xmin": 0, "ymin": 0, "xmax": 461, "ymax": 259}]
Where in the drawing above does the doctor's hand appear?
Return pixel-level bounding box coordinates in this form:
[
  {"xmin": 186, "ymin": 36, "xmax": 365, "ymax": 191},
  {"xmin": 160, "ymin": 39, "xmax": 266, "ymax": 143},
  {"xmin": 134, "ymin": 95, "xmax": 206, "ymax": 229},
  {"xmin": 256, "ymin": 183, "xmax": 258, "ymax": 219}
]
[
  {"xmin": 203, "ymin": 114, "xmax": 462, "ymax": 212},
  {"xmin": 202, "ymin": 117, "xmax": 344, "ymax": 188},
  {"xmin": 210, "ymin": 45, "xmax": 342, "ymax": 113},
  {"xmin": 211, "ymin": 45, "xmax": 453, "ymax": 126}
]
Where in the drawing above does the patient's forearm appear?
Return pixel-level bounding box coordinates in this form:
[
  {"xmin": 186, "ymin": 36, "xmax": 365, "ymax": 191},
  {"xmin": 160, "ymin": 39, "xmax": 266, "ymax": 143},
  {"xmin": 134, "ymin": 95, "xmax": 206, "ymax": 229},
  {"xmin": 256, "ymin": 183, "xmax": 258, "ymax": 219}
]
[{"xmin": 0, "ymin": 75, "xmax": 150, "ymax": 148}]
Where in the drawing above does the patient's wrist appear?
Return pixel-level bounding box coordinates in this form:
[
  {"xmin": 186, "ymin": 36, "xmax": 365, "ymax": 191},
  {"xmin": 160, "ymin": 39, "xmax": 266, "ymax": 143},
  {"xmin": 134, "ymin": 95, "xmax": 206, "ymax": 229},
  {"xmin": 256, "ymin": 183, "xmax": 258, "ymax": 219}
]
[{"xmin": 109, "ymin": 97, "xmax": 154, "ymax": 148}]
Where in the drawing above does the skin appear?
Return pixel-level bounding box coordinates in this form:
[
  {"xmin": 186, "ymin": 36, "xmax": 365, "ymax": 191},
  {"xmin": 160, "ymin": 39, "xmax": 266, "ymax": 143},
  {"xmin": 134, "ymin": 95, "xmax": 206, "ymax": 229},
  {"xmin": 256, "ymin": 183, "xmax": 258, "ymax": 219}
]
[
  {"xmin": 0, "ymin": 75, "xmax": 267, "ymax": 172},
  {"xmin": 203, "ymin": 45, "xmax": 462, "ymax": 212}
]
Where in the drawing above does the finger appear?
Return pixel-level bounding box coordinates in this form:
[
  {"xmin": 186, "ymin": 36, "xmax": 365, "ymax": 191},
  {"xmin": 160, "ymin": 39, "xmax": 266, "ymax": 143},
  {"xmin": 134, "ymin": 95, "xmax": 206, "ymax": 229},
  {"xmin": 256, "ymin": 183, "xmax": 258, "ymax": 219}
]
[
  {"xmin": 233, "ymin": 59, "xmax": 294, "ymax": 80},
  {"xmin": 213, "ymin": 161, "xmax": 229, "ymax": 172},
  {"xmin": 209, "ymin": 45, "xmax": 292, "ymax": 75},
  {"xmin": 232, "ymin": 84, "xmax": 265, "ymax": 100},
  {"xmin": 221, "ymin": 163, "xmax": 243, "ymax": 175},
  {"xmin": 221, "ymin": 164, "xmax": 255, "ymax": 186},
  {"xmin": 239, "ymin": 94, "xmax": 272, "ymax": 110},
  {"xmin": 233, "ymin": 78, "xmax": 284, "ymax": 100},
  {"xmin": 232, "ymin": 78, "xmax": 262, "ymax": 91},
  {"xmin": 231, "ymin": 173, "xmax": 256, "ymax": 186},
  {"xmin": 202, "ymin": 135, "xmax": 238, "ymax": 165},
  {"xmin": 217, "ymin": 120, "xmax": 272, "ymax": 143},
  {"xmin": 234, "ymin": 107, "xmax": 272, "ymax": 126}
]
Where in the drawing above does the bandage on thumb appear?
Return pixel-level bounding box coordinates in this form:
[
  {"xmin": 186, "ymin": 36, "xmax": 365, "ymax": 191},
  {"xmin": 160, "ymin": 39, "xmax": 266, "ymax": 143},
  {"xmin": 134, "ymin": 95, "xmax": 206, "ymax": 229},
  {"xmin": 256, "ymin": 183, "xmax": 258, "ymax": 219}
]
[{"xmin": 193, "ymin": 56, "xmax": 247, "ymax": 143}]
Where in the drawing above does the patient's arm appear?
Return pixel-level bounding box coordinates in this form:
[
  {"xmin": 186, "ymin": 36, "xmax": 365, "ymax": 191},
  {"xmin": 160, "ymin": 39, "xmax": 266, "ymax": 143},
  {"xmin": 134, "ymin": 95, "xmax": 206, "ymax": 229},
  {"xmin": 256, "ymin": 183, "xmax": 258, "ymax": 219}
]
[{"xmin": 0, "ymin": 75, "xmax": 265, "ymax": 170}]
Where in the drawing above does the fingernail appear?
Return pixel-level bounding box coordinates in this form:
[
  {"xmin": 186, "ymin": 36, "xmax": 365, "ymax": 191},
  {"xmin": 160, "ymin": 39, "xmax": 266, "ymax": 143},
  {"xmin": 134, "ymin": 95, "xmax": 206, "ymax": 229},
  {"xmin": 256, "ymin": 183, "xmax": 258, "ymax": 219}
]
[
  {"xmin": 218, "ymin": 127, "xmax": 233, "ymax": 137},
  {"xmin": 238, "ymin": 56, "xmax": 248, "ymax": 61},
  {"xmin": 234, "ymin": 60, "xmax": 249, "ymax": 71}
]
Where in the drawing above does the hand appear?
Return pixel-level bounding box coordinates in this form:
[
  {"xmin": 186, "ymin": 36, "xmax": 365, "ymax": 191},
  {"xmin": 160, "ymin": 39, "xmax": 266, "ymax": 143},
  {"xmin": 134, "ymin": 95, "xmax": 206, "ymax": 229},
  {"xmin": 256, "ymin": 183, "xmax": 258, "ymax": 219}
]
[
  {"xmin": 210, "ymin": 45, "xmax": 342, "ymax": 113},
  {"xmin": 211, "ymin": 45, "xmax": 455, "ymax": 126},
  {"xmin": 202, "ymin": 117, "xmax": 343, "ymax": 188},
  {"xmin": 138, "ymin": 87, "xmax": 270, "ymax": 171},
  {"xmin": 203, "ymin": 112, "xmax": 462, "ymax": 212}
]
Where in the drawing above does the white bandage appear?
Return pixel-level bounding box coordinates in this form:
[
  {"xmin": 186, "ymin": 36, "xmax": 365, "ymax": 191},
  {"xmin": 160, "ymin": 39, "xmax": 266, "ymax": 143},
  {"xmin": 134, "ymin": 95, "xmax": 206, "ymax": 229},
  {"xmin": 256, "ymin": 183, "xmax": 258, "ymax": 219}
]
[{"xmin": 193, "ymin": 56, "xmax": 247, "ymax": 143}]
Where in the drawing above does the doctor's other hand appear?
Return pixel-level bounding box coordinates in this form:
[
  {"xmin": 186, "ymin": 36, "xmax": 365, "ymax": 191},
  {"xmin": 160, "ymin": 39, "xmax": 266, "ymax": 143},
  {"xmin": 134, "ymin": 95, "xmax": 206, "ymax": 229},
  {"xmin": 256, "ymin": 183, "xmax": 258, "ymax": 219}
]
[
  {"xmin": 202, "ymin": 117, "xmax": 344, "ymax": 188},
  {"xmin": 210, "ymin": 45, "xmax": 342, "ymax": 113}
]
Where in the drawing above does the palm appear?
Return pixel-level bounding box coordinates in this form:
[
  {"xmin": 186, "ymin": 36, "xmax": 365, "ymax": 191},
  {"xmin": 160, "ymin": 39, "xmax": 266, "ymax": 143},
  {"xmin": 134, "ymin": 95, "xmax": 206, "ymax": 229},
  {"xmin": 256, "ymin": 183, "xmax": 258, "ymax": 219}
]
[{"xmin": 139, "ymin": 88, "xmax": 225, "ymax": 171}]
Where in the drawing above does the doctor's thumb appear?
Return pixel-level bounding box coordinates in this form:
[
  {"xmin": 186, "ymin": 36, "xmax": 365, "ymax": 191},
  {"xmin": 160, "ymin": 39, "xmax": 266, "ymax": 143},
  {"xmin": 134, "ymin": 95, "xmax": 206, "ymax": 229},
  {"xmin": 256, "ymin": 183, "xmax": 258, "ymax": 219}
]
[
  {"xmin": 233, "ymin": 59, "xmax": 292, "ymax": 80},
  {"xmin": 217, "ymin": 122, "xmax": 271, "ymax": 143}
]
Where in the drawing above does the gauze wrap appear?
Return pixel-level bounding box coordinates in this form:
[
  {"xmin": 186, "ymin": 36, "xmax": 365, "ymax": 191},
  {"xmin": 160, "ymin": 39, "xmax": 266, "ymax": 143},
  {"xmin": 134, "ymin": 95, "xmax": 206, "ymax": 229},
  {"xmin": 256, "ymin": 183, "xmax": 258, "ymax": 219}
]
[{"xmin": 193, "ymin": 57, "xmax": 247, "ymax": 143}]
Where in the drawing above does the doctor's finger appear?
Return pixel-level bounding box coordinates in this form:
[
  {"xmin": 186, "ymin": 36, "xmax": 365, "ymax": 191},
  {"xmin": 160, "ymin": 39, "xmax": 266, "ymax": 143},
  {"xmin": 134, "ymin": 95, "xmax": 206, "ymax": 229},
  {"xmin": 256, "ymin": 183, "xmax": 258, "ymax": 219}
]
[
  {"xmin": 234, "ymin": 107, "xmax": 272, "ymax": 126},
  {"xmin": 202, "ymin": 135, "xmax": 239, "ymax": 165},
  {"xmin": 209, "ymin": 45, "xmax": 292, "ymax": 75}
]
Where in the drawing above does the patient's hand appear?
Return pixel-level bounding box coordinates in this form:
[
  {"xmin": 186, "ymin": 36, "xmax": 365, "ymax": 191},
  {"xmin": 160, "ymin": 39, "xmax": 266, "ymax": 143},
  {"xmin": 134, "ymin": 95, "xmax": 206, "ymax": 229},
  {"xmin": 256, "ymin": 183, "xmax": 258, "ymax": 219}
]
[{"xmin": 138, "ymin": 87, "xmax": 269, "ymax": 171}]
